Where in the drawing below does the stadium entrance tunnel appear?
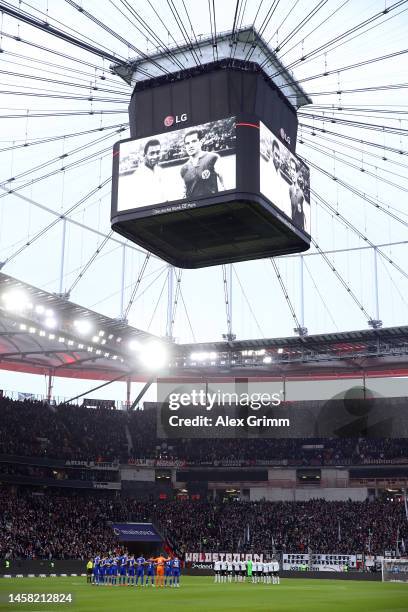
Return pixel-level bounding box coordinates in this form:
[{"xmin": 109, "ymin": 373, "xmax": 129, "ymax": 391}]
[{"xmin": 111, "ymin": 43, "xmax": 311, "ymax": 268}]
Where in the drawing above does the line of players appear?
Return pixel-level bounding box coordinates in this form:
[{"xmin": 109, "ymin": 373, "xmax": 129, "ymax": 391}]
[
  {"xmin": 214, "ymin": 559, "xmax": 280, "ymax": 585},
  {"xmin": 92, "ymin": 552, "xmax": 181, "ymax": 587}
]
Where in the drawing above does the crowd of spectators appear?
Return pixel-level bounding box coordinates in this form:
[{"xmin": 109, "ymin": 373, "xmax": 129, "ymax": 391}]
[
  {"xmin": 0, "ymin": 397, "xmax": 128, "ymax": 462},
  {"xmin": 161, "ymin": 498, "xmax": 408, "ymax": 558},
  {"xmin": 1, "ymin": 397, "xmax": 407, "ymax": 466},
  {"xmin": 0, "ymin": 488, "xmax": 406, "ymax": 559},
  {"xmin": 0, "ymin": 489, "xmax": 117, "ymax": 560}
]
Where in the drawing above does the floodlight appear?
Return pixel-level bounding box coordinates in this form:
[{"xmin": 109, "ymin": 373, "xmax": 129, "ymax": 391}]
[
  {"xmin": 2, "ymin": 289, "xmax": 30, "ymax": 312},
  {"xmin": 190, "ymin": 351, "xmax": 207, "ymax": 361},
  {"xmin": 73, "ymin": 319, "xmax": 92, "ymax": 335},
  {"xmin": 140, "ymin": 340, "xmax": 168, "ymax": 370},
  {"xmin": 129, "ymin": 339, "xmax": 142, "ymax": 351},
  {"xmin": 44, "ymin": 317, "xmax": 57, "ymax": 329}
]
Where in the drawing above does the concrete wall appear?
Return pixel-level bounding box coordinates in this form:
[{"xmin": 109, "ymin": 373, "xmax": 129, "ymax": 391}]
[
  {"xmin": 267, "ymin": 468, "xmax": 297, "ymax": 483},
  {"xmin": 120, "ymin": 466, "xmax": 155, "ymax": 482},
  {"xmin": 321, "ymin": 469, "xmax": 349, "ymax": 486}
]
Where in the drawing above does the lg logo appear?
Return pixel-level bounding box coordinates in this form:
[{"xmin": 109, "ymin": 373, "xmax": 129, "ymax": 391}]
[
  {"xmin": 280, "ymin": 127, "xmax": 291, "ymax": 145},
  {"xmin": 164, "ymin": 113, "xmax": 188, "ymax": 127}
]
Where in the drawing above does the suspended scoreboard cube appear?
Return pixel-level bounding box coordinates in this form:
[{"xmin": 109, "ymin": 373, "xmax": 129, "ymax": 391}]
[{"xmin": 111, "ymin": 28, "xmax": 312, "ymax": 268}]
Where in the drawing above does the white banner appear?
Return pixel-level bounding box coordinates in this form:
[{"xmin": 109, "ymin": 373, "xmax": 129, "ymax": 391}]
[{"xmin": 283, "ymin": 553, "xmax": 356, "ymax": 571}]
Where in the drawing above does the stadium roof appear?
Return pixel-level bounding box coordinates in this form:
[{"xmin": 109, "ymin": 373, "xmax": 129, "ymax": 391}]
[
  {"xmin": 1, "ymin": 273, "xmax": 408, "ymax": 381},
  {"xmin": 111, "ymin": 26, "xmax": 312, "ymax": 108},
  {"xmin": 0, "ymin": 272, "xmax": 168, "ymax": 381},
  {"xmin": 177, "ymin": 326, "xmax": 408, "ymax": 378}
]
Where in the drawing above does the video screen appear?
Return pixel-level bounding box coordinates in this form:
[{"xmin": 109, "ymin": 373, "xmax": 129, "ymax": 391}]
[
  {"xmin": 259, "ymin": 122, "xmax": 311, "ymax": 234},
  {"xmin": 116, "ymin": 117, "xmax": 236, "ymax": 212}
]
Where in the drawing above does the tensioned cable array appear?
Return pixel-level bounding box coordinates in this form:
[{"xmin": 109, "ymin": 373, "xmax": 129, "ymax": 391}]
[
  {"xmin": 0, "ymin": 0, "xmax": 407, "ymax": 339},
  {"xmin": 2, "ymin": 176, "xmax": 112, "ymax": 267},
  {"xmin": 0, "ymin": 123, "xmax": 129, "ymax": 153},
  {"xmin": 270, "ymin": 258, "xmax": 304, "ymax": 332}
]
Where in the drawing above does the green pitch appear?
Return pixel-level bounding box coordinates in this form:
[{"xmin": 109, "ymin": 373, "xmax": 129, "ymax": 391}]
[{"xmin": 0, "ymin": 577, "xmax": 407, "ymax": 612}]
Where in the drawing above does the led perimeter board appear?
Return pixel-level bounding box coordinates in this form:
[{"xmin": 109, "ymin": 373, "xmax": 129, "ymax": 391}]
[{"xmin": 111, "ymin": 63, "xmax": 311, "ymax": 268}]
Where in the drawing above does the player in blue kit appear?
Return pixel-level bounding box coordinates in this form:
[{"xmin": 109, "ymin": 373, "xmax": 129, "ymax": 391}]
[
  {"xmin": 135, "ymin": 554, "xmax": 146, "ymax": 586},
  {"xmin": 93, "ymin": 554, "xmax": 100, "ymax": 585},
  {"xmin": 119, "ymin": 552, "xmax": 128, "ymax": 585},
  {"xmin": 99, "ymin": 557, "xmax": 106, "ymax": 585},
  {"xmin": 111, "ymin": 556, "xmax": 119, "ymax": 586},
  {"xmin": 105, "ymin": 557, "xmax": 112, "ymax": 585},
  {"xmin": 145, "ymin": 558, "xmax": 156, "ymax": 587},
  {"xmin": 164, "ymin": 558, "xmax": 173, "ymax": 587},
  {"xmin": 127, "ymin": 555, "xmax": 135, "ymax": 586},
  {"xmin": 172, "ymin": 556, "xmax": 181, "ymax": 588}
]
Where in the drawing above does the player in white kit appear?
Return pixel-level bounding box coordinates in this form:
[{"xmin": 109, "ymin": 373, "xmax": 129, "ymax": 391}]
[
  {"xmin": 232, "ymin": 560, "xmax": 240, "ymax": 582},
  {"xmin": 220, "ymin": 559, "xmax": 227, "ymax": 583},
  {"xmin": 267, "ymin": 560, "xmax": 274, "ymax": 584},
  {"xmin": 252, "ymin": 561, "xmax": 259, "ymax": 583},
  {"xmin": 226, "ymin": 560, "xmax": 233, "ymax": 583},
  {"xmin": 263, "ymin": 561, "xmax": 269, "ymax": 583},
  {"xmin": 273, "ymin": 559, "xmax": 280, "ymax": 584},
  {"xmin": 214, "ymin": 559, "xmax": 221, "ymax": 583},
  {"xmin": 240, "ymin": 560, "xmax": 247, "ymax": 582}
]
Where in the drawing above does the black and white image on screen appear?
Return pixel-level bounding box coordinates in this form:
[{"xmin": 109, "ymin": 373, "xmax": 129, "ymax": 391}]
[
  {"xmin": 259, "ymin": 122, "xmax": 310, "ymax": 234},
  {"xmin": 117, "ymin": 117, "xmax": 236, "ymax": 212}
]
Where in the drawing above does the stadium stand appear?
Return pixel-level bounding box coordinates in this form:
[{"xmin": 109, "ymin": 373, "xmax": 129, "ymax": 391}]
[
  {"xmin": 1, "ymin": 397, "xmax": 408, "ymax": 465},
  {"xmin": 0, "ymin": 489, "xmax": 407, "ymax": 559},
  {"xmin": 1, "ymin": 396, "xmax": 408, "ymax": 565}
]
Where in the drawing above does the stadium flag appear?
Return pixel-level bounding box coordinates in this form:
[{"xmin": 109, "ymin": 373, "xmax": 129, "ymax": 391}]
[
  {"xmin": 396, "ymin": 526, "xmax": 400, "ymax": 556},
  {"xmin": 403, "ymin": 489, "xmax": 408, "ymax": 522},
  {"xmin": 338, "ymin": 520, "xmax": 341, "ymax": 543},
  {"xmin": 18, "ymin": 392, "xmax": 35, "ymax": 400},
  {"xmin": 368, "ymin": 529, "xmax": 372, "ymax": 553}
]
